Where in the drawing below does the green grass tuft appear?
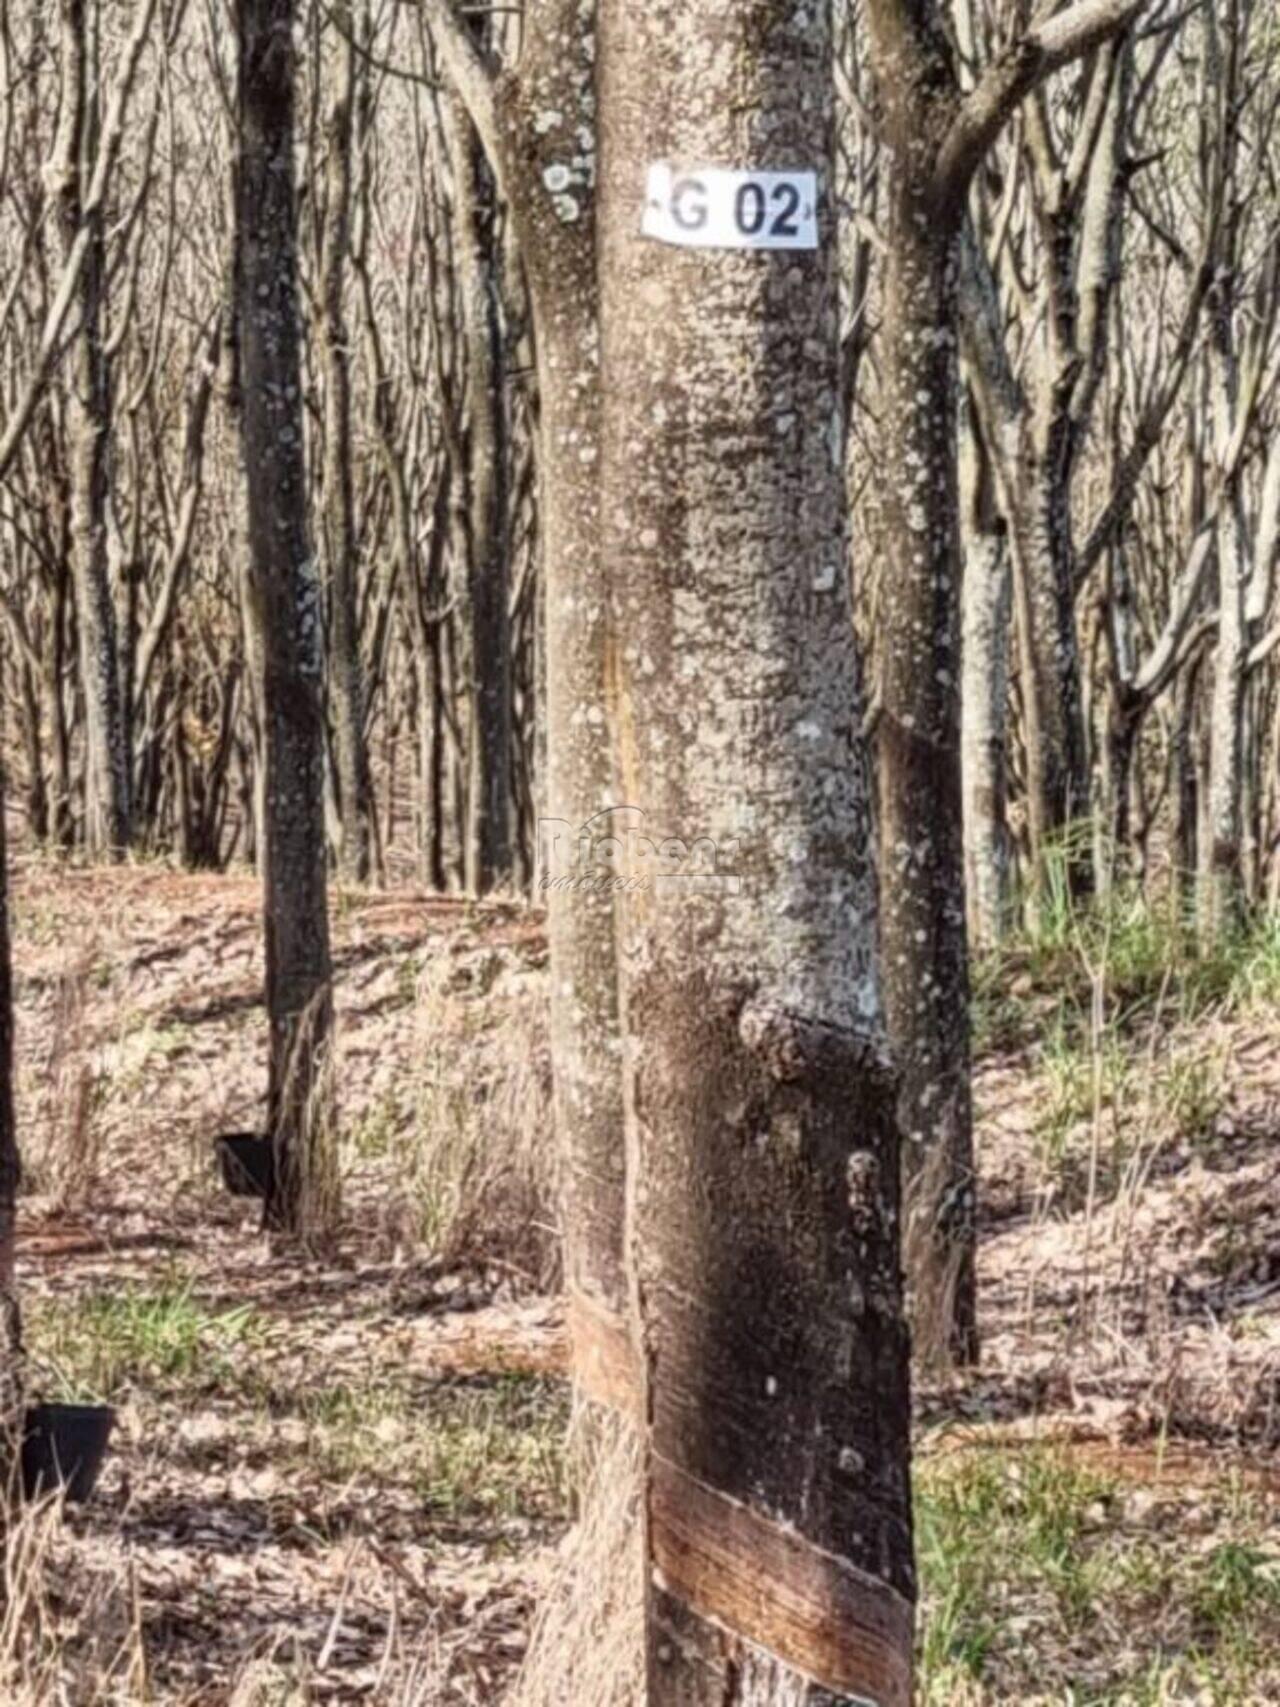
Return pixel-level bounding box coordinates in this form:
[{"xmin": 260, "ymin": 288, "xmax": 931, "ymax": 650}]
[
  {"xmin": 916, "ymin": 1449, "xmax": 1280, "ymax": 1704},
  {"xmin": 28, "ymin": 1277, "xmax": 268, "ymax": 1403}
]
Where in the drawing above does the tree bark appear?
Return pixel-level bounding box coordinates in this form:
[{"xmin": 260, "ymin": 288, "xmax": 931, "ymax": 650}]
[
  {"xmin": 873, "ymin": 173, "xmax": 976, "ymax": 1367},
  {"xmin": 421, "ymin": 0, "xmax": 632, "ymax": 1440},
  {"xmin": 440, "ymin": 91, "xmax": 513, "ymax": 898},
  {"xmin": 318, "ymin": 18, "xmax": 374, "ymax": 885},
  {"xmin": 599, "ymin": 3, "xmax": 914, "ymax": 1699},
  {"xmin": 236, "ymin": 0, "xmax": 335, "ymax": 1236},
  {"xmin": 960, "ymin": 411, "xmax": 1011, "ymax": 954},
  {"xmin": 55, "ymin": 0, "xmax": 130, "ymax": 857},
  {"xmin": 1202, "ymin": 503, "xmax": 1247, "ymax": 939},
  {"xmin": 864, "ymin": 1, "xmax": 980, "ymax": 1371},
  {"xmin": 1009, "ymin": 451, "xmax": 1091, "ymax": 870},
  {"xmin": 0, "ymin": 701, "xmax": 22, "ymax": 1465},
  {"xmin": 866, "ymin": 0, "xmax": 1142, "ymax": 1364}
]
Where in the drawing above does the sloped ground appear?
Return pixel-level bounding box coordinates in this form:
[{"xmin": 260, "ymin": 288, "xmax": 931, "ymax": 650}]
[{"xmin": 6, "ymin": 857, "xmax": 1279, "ymax": 1703}]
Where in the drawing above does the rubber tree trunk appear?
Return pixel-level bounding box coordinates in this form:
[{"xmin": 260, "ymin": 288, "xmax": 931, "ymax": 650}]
[
  {"xmin": 1201, "ymin": 501, "xmax": 1247, "ymax": 941},
  {"xmin": 1103, "ymin": 689, "xmax": 1141, "ymax": 862},
  {"xmin": 875, "ymin": 162, "xmax": 977, "ymax": 1370},
  {"xmin": 0, "ymin": 747, "xmax": 21, "ymax": 1444},
  {"xmin": 441, "ymin": 94, "xmax": 513, "ymax": 899},
  {"xmin": 1009, "ymin": 450, "xmax": 1091, "ymax": 881},
  {"xmin": 864, "ymin": 0, "xmax": 1133, "ymax": 1372},
  {"xmin": 478, "ymin": 2, "xmax": 633, "ymax": 1409},
  {"xmin": 1011, "ymin": 46, "xmax": 1130, "ymax": 896},
  {"xmin": 1173, "ymin": 657, "xmax": 1201, "ymax": 911},
  {"xmin": 598, "ymin": 2, "xmax": 914, "ymax": 1699},
  {"xmin": 424, "ymin": 0, "xmax": 631, "ymax": 1441},
  {"xmin": 43, "ymin": 501, "xmax": 77, "ymax": 851},
  {"xmin": 960, "ymin": 455, "xmax": 1012, "ymax": 955},
  {"xmin": 19, "ymin": 662, "xmax": 48, "ymax": 844},
  {"xmin": 319, "ymin": 24, "xmax": 374, "ymax": 885},
  {"xmin": 55, "ymin": 0, "xmax": 130, "ymax": 858},
  {"xmin": 236, "ymin": 0, "xmax": 336, "ymax": 1237},
  {"xmin": 972, "ymin": 37, "xmax": 1132, "ymax": 901}
]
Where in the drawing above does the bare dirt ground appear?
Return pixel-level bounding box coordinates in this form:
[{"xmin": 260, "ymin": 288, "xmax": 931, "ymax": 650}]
[{"xmin": 8, "ymin": 857, "xmax": 1280, "ymax": 1703}]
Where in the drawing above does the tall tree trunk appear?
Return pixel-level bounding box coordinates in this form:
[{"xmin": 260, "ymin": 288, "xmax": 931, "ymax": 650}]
[
  {"xmin": 960, "ymin": 415, "xmax": 1011, "ymax": 955},
  {"xmin": 1202, "ymin": 503, "xmax": 1247, "ymax": 939},
  {"xmin": 48, "ymin": 577, "xmax": 76, "ymax": 853},
  {"xmin": 970, "ymin": 37, "xmax": 1135, "ymax": 899},
  {"xmin": 1173, "ymin": 655, "xmax": 1200, "ymax": 907},
  {"xmin": 1010, "ymin": 47, "xmax": 1122, "ymax": 889},
  {"xmin": 19, "ymin": 661, "xmax": 48, "ymax": 843},
  {"xmin": 318, "ymin": 20, "xmax": 373, "ymax": 885},
  {"xmin": 55, "ymin": 0, "xmax": 130, "ymax": 857},
  {"xmin": 598, "ymin": 2, "xmax": 914, "ymax": 1698},
  {"xmin": 867, "ymin": 0, "xmax": 1141, "ymax": 1363},
  {"xmin": 874, "ymin": 169, "xmax": 975, "ymax": 1368},
  {"xmin": 0, "ymin": 710, "xmax": 22, "ymax": 1456},
  {"xmin": 1009, "ymin": 452, "xmax": 1091, "ymax": 875},
  {"xmin": 441, "ymin": 93, "xmax": 512, "ymax": 897},
  {"xmin": 236, "ymin": 0, "xmax": 335, "ymax": 1236},
  {"xmin": 508, "ymin": 42, "xmax": 629, "ymax": 1401},
  {"xmin": 421, "ymin": 0, "xmax": 632, "ymax": 1451}
]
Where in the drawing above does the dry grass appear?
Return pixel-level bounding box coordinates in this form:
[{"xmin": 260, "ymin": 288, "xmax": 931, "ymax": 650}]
[
  {"xmin": 509, "ymin": 1410, "xmax": 643, "ymax": 1707},
  {"xmin": 383, "ymin": 948, "xmax": 558, "ymax": 1288},
  {"xmin": 0, "ymin": 1497, "xmax": 143, "ymax": 1705},
  {"xmin": 41, "ymin": 950, "xmax": 102, "ymax": 1211},
  {"xmin": 0, "ymin": 1488, "xmax": 527, "ymax": 1707}
]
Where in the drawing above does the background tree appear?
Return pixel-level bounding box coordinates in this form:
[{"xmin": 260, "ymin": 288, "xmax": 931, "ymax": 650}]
[
  {"xmin": 312, "ymin": 9, "xmax": 374, "ymax": 884},
  {"xmin": 866, "ymin": 0, "xmax": 1150, "ymax": 1366},
  {"xmin": 420, "ymin": 0, "xmax": 632, "ymax": 1438},
  {"xmin": 235, "ymin": 0, "xmax": 334, "ymax": 1235},
  {"xmin": 0, "ymin": 676, "xmax": 20, "ymax": 1444}
]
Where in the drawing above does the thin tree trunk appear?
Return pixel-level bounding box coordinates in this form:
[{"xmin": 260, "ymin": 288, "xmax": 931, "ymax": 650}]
[
  {"xmin": 0, "ymin": 706, "xmax": 22, "ymax": 1456},
  {"xmin": 318, "ymin": 20, "xmax": 373, "ymax": 884},
  {"xmin": 1173, "ymin": 656, "xmax": 1200, "ymax": 907},
  {"xmin": 522, "ymin": 171, "xmax": 626, "ymax": 1396},
  {"xmin": 868, "ymin": 0, "xmax": 1140, "ymax": 1363},
  {"xmin": 420, "ymin": 0, "xmax": 630, "ymax": 1420},
  {"xmin": 875, "ymin": 174, "xmax": 976, "ymax": 1368},
  {"xmin": 55, "ymin": 0, "xmax": 130, "ymax": 857},
  {"xmin": 236, "ymin": 0, "xmax": 335, "ymax": 1236},
  {"xmin": 960, "ymin": 476, "xmax": 1011, "ymax": 953},
  {"xmin": 1202, "ymin": 503, "xmax": 1247, "ymax": 938},
  {"xmin": 19, "ymin": 661, "xmax": 47, "ymax": 842},
  {"xmin": 1010, "ymin": 454, "xmax": 1091, "ymax": 874},
  {"xmin": 441, "ymin": 93, "xmax": 512, "ymax": 897}
]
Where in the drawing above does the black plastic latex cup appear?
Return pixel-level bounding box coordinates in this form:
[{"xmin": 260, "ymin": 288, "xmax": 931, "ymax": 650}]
[
  {"xmin": 215, "ymin": 1132, "xmax": 274, "ymax": 1199},
  {"xmin": 22, "ymin": 1403, "xmax": 115, "ymax": 1503}
]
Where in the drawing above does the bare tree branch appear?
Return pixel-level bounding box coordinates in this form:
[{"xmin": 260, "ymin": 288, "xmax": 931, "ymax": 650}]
[
  {"xmin": 936, "ymin": 0, "xmax": 1151, "ymax": 201},
  {"xmin": 0, "ymin": 0, "xmax": 160, "ymax": 485},
  {"xmin": 415, "ymin": 0, "xmax": 504, "ymax": 187},
  {"xmin": 1132, "ymin": 519, "xmax": 1215, "ymax": 699}
]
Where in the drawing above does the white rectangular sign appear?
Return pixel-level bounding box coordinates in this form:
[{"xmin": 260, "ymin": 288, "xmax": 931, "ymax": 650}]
[{"xmin": 642, "ymin": 164, "xmax": 819, "ymax": 252}]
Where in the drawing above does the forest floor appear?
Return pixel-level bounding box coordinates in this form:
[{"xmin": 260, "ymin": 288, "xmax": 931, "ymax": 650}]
[{"xmin": 6, "ymin": 856, "xmax": 1280, "ymax": 1704}]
